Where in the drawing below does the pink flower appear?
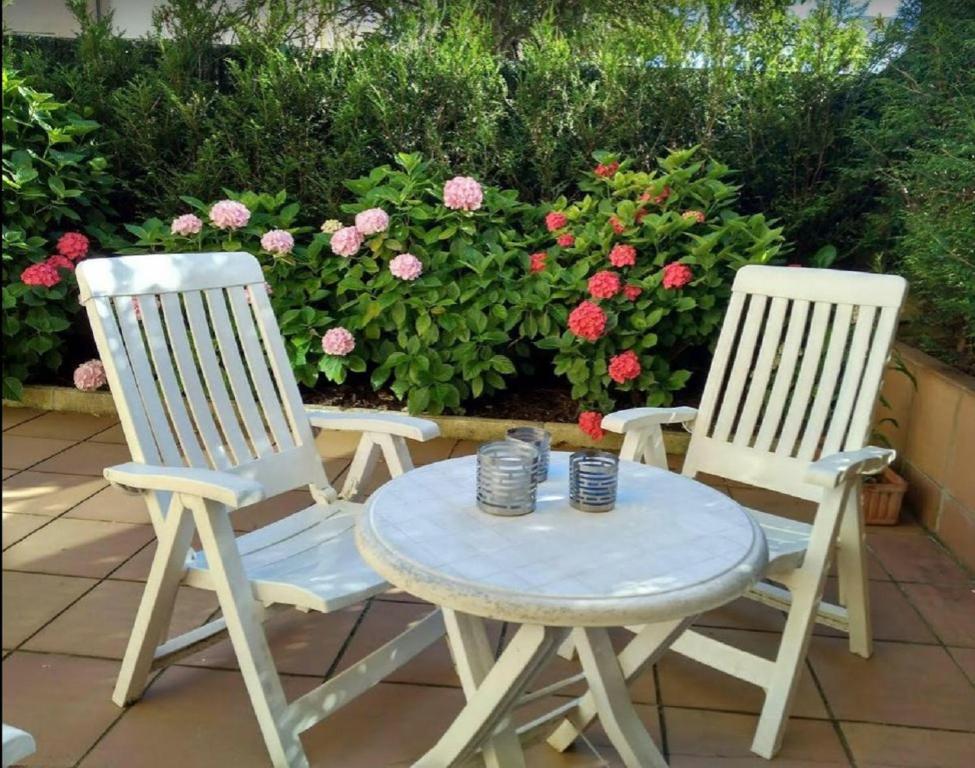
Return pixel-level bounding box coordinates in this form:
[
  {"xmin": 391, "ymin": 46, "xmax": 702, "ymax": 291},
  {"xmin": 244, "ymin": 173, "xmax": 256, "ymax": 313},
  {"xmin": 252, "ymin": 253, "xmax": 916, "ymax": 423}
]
[
  {"xmin": 260, "ymin": 229, "xmax": 295, "ymax": 255},
  {"xmin": 330, "ymin": 226, "xmax": 363, "ymax": 257},
  {"xmin": 609, "ymin": 216, "xmax": 625, "ymax": 234},
  {"xmin": 529, "ymin": 252, "xmax": 547, "ymax": 274},
  {"xmin": 594, "ymin": 161, "xmax": 619, "ymax": 178},
  {"xmin": 623, "ymin": 284, "xmax": 643, "ymax": 301},
  {"xmin": 588, "ymin": 270, "xmax": 622, "ymax": 300},
  {"xmin": 682, "ymin": 209, "xmax": 706, "ymax": 224},
  {"xmin": 609, "ymin": 350, "xmax": 641, "ymax": 383},
  {"xmin": 56, "ymin": 232, "xmax": 89, "ymax": 261},
  {"xmin": 443, "ymin": 176, "xmax": 483, "ymax": 211},
  {"xmin": 641, "ymin": 186, "xmax": 670, "ymax": 205},
  {"xmin": 21, "ymin": 262, "xmax": 61, "ymax": 288},
  {"xmin": 556, "ymin": 233, "xmax": 575, "ymax": 248},
  {"xmin": 46, "ymin": 254, "xmax": 75, "ymax": 271},
  {"xmin": 568, "ymin": 301, "xmax": 607, "ymax": 342},
  {"xmin": 390, "ymin": 253, "xmax": 423, "ymax": 281},
  {"xmin": 209, "ymin": 200, "xmax": 251, "ymax": 230},
  {"xmin": 609, "ymin": 244, "xmax": 637, "ymax": 268},
  {"xmin": 355, "ymin": 207, "xmax": 390, "ymax": 235},
  {"xmin": 578, "ymin": 411, "xmax": 605, "ymax": 441},
  {"xmin": 662, "ymin": 262, "xmax": 693, "ymax": 289},
  {"xmin": 635, "ymin": 207, "xmax": 648, "ymax": 223},
  {"xmin": 74, "ymin": 360, "xmax": 107, "ymax": 391},
  {"xmin": 322, "ymin": 327, "xmax": 356, "ymax": 356},
  {"xmin": 545, "ymin": 211, "xmax": 568, "ymax": 232},
  {"xmin": 170, "ymin": 214, "xmax": 203, "ymax": 237}
]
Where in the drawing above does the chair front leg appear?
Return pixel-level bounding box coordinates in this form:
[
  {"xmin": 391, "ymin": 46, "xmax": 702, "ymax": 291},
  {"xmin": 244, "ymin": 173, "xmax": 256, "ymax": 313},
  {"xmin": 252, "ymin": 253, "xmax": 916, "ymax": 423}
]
[
  {"xmin": 834, "ymin": 488, "xmax": 872, "ymax": 658},
  {"xmin": 339, "ymin": 432, "xmax": 416, "ymax": 501}
]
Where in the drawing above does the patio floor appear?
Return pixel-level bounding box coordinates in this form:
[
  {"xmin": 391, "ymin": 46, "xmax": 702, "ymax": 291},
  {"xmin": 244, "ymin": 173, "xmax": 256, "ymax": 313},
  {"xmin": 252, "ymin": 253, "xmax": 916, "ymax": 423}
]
[{"xmin": 2, "ymin": 407, "xmax": 974, "ymax": 767}]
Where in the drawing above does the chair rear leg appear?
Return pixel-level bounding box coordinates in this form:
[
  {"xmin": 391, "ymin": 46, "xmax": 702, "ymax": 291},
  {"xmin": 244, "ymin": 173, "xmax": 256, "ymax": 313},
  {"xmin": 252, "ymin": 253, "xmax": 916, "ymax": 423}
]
[{"xmin": 835, "ymin": 495, "xmax": 873, "ymax": 658}]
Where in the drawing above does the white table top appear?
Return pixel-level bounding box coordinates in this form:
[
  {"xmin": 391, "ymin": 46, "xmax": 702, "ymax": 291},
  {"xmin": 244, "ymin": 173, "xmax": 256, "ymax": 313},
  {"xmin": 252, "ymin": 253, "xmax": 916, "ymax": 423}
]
[{"xmin": 357, "ymin": 453, "xmax": 768, "ymax": 626}]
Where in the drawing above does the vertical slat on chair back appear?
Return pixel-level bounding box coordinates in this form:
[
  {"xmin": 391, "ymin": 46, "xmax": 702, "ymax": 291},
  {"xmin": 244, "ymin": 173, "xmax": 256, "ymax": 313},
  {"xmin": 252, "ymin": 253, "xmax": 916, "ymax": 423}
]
[
  {"xmin": 683, "ymin": 266, "xmax": 907, "ymax": 501},
  {"xmin": 77, "ymin": 252, "xmax": 327, "ymax": 502}
]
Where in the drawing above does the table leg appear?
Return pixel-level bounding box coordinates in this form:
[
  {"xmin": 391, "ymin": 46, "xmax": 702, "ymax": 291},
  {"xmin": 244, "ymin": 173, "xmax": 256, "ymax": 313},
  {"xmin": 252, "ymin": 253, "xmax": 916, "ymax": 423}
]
[
  {"xmin": 413, "ymin": 612, "xmax": 567, "ymax": 768},
  {"xmin": 548, "ymin": 619, "xmax": 693, "ymax": 767}
]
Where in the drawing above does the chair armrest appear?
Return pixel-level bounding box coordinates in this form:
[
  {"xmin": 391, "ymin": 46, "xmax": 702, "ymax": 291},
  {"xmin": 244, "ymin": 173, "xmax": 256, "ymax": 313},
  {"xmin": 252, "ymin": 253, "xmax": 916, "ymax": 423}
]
[
  {"xmin": 305, "ymin": 409, "xmax": 440, "ymax": 441},
  {"xmin": 805, "ymin": 447, "xmax": 895, "ymax": 489},
  {"xmin": 104, "ymin": 463, "xmax": 266, "ymax": 508},
  {"xmin": 602, "ymin": 407, "xmax": 698, "ymax": 434}
]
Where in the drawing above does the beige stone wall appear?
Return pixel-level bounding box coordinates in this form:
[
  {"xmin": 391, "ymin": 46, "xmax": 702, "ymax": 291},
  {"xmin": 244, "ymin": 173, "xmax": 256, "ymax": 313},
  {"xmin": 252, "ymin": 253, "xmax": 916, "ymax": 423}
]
[{"xmin": 881, "ymin": 343, "xmax": 975, "ymax": 570}]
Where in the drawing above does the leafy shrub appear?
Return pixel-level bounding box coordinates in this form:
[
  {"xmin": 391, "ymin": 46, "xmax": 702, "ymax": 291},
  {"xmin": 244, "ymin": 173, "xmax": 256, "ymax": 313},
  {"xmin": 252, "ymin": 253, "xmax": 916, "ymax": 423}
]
[
  {"xmin": 533, "ymin": 148, "xmax": 785, "ymax": 423},
  {"xmin": 2, "ymin": 67, "xmax": 115, "ymax": 399}
]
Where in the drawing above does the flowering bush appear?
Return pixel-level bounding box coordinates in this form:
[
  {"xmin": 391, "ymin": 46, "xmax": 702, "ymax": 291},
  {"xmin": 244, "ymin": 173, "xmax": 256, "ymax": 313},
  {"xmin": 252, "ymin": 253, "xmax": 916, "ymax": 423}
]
[{"xmin": 533, "ymin": 148, "xmax": 785, "ymax": 428}]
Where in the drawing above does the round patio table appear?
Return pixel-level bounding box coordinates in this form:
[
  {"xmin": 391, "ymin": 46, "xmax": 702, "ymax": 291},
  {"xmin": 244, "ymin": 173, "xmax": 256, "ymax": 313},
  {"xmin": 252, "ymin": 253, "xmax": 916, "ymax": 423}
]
[{"xmin": 356, "ymin": 452, "xmax": 768, "ymax": 768}]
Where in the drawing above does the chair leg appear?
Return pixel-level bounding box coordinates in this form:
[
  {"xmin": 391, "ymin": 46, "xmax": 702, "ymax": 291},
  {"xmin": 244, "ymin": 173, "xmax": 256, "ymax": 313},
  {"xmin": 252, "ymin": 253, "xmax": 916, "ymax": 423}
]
[
  {"xmin": 113, "ymin": 501, "xmax": 196, "ymax": 706},
  {"xmin": 835, "ymin": 494, "xmax": 873, "ymax": 658},
  {"xmin": 192, "ymin": 499, "xmax": 307, "ymax": 768}
]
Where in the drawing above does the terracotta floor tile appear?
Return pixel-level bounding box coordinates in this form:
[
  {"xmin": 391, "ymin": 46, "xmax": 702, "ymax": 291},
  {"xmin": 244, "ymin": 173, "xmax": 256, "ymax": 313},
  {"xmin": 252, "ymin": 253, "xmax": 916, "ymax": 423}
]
[
  {"xmin": 832, "ymin": 549, "xmax": 892, "ymax": 581},
  {"xmin": 86, "ymin": 423, "xmax": 126, "ymax": 444},
  {"xmin": 230, "ymin": 489, "xmax": 317, "ymax": 533},
  {"xmin": 730, "ymin": 485, "xmax": 817, "ymax": 524},
  {"xmin": 2, "ymin": 407, "xmax": 43, "ymax": 431},
  {"xmin": 2, "ymin": 571, "xmax": 97, "ymax": 648},
  {"xmin": 665, "ymin": 707, "xmax": 851, "ymax": 766},
  {"xmin": 30, "ymin": 441, "xmax": 132, "ymax": 477},
  {"xmin": 24, "ymin": 579, "xmax": 218, "ymax": 660},
  {"xmin": 372, "ymin": 587, "xmax": 432, "ymax": 605},
  {"xmin": 109, "ymin": 541, "xmax": 155, "ymax": 582},
  {"xmin": 313, "ymin": 428, "xmax": 362, "ymax": 459},
  {"xmin": 657, "ymin": 628, "xmax": 829, "ymax": 719},
  {"xmin": 1, "ymin": 435, "xmax": 76, "ymax": 470},
  {"xmin": 8, "ymin": 412, "xmax": 119, "ymax": 441},
  {"xmin": 182, "ymin": 602, "xmax": 363, "ymax": 676},
  {"xmin": 3, "ymin": 470, "xmax": 108, "ymax": 517},
  {"xmin": 809, "ymin": 637, "xmax": 975, "ymax": 730},
  {"xmin": 63, "ymin": 484, "xmax": 152, "ymax": 525},
  {"xmin": 2, "ymin": 518, "xmax": 155, "ymax": 578},
  {"xmin": 1, "ymin": 468, "xmax": 16, "ymax": 480},
  {"xmin": 868, "ymin": 531, "xmax": 973, "ymax": 585},
  {"xmin": 841, "ymin": 721, "xmax": 975, "ymax": 768},
  {"xmin": 2, "ymin": 513, "xmax": 48, "ymax": 550},
  {"xmin": 901, "ymin": 582, "xmax": 975, "ymax": 647},
  {"xmin": 697, "ymin": 596, "xmax": 787, "ymax": 633},
  {"xmin": 947, "ymin": 646, "xmax": 975, "ymax": 685},
  {"xmin": 449, "ymin": 439, "xmax": 481, "ymax": 457},
  {"xmin": 2, "ymin": 651, "xmax": 123, "ymax": 767},
  {"xmin": 814, "ymin": 578, "xmax": 937, "ymax": 644}
]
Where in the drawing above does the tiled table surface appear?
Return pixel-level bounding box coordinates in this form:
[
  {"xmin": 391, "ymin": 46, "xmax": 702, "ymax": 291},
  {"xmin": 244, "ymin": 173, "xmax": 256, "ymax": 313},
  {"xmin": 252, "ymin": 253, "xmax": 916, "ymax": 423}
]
[{"xmin": 2, "ymin": 407, "xmax": 974, "ymax": 767}]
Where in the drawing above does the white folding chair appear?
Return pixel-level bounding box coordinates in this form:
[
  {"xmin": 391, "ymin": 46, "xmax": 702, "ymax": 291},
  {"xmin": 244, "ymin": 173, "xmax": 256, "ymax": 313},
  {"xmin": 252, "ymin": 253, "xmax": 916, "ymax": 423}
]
[
  {"xmin": 551, "ymin": 265, "xmax": 907, "ymax": 759},
  {"xmin": 2, "ymin": 724, "xmax": 36, "ymax": 768},
  {"xmin": 76, "ymin": 252, "xmax": 446, "ymax": 768}
]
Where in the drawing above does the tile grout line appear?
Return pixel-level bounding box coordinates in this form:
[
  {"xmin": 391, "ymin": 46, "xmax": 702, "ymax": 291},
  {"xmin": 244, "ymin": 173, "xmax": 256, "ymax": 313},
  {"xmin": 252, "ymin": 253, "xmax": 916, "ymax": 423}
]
[
  {"xmin": 651, "ymin": 660, "xmax": 670, "ymax": 761},
  {"xmin": 323, "ymin": 598, "xmax": 374, "ymax": 681},
  {"xmin": 803, "ymin": 654, "xmax": 859, "ymax": 767}
]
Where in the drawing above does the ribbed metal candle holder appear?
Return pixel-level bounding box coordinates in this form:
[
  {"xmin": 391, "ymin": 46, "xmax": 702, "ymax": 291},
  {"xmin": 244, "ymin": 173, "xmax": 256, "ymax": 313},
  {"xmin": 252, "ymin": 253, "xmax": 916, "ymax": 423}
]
[
  {"xmin": 476, "ymin": 440, "xmax": 540, "ymax": 516},
  {"xmin": 505, "ymin": 426, "xmax": 551, "ymax": 483},
  {"xmin": 569, "ymin": 450, "xmax": 619, "ymax": 513}
]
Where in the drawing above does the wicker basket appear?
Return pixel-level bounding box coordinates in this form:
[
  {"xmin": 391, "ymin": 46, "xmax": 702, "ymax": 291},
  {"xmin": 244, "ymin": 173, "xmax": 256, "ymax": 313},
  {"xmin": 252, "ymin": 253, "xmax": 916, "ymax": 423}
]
[{"xmin": 861, "ymin": 467, "xmax": 907, "ymax": 525}]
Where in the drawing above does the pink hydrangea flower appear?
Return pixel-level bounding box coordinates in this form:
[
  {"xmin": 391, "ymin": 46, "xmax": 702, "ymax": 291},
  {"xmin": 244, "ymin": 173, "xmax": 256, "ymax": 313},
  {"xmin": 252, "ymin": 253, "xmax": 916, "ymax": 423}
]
[
  {"xmin": 74, "ymin": 360, "xmax": 107, "ymax": 391},
  {"xmin": 21, "ymin": 262, "xmax": 61, "ymax": 288},
  {"xmin": 529, "ymin": 252, "xmax": 547, "ymax": 274},
  {"xmin": 390, "ymin": 253, "xmax": 423, "ymax": 281},
  {"xmin": 568, "ymin": 301, "xmax": 607, "ymax": 342},
  {"xmin": 443, "ymin": 176, "xmax": 483, "ymax": 211},
  {"xmin": 46, "ymin": 254, "xmax": 75, "ymax": 271},
  {"xmin": 578, "ymin": 411, "xmax": 605, "ymax": 441},
  {"xmin": 260, "ymin": 229, "xmax": 295, "ymax": 255},
  {"xmin": 609, "ymin": 244, "xmax": 637, "ymax": 268},
  {"xmin": 321, "ymin": 327, "xmax": 355, "ymax": 357},
  {"xmin": 330, "ymin": 226, "xmax": 363, "ymax": 257},
  {"xmin": 57, "ymin": 232, "xmax": 89, "ymax": 261},
  {"xmin": 171, "ymin": 213, "xmax": 203, "ymax": 237},
  {"xmin": 623, "ymin": 284, "xmax": 643, "ymax": 301},
  {"xmin": 609, "ymin": 350, "xmax": 642, "ymax": 383},
  {"xmin": 545, "ymin": 211, "xmax": 568, "ymax": 232},
  {"xmin": 587, "ymin": 270, "xmax": 622, "ymax": 300},
  {"xmin": 556, "ymin": 233, "xmax": 575, "ymax": 248},
  {"xmin": 354, "ymin": 208, "xmax": 390, "ymax": 235},
  {"xmin": 662, "ymin": 262, "xmax": 693, "ymax": 289},
  {"xmin": 209, "ymin": 200, "xmax": 251, "ymax": 230}
]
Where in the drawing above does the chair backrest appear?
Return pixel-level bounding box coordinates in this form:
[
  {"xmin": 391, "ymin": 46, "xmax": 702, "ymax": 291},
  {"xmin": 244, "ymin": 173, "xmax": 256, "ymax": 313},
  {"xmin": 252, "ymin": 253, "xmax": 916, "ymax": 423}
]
[
  {"xmin": 682, "ymin": 265, "xmax": 907, "ymax": 502},
  {"xmin": 77, "ymin": 252, "xmax": 331, "ymax": 512}
]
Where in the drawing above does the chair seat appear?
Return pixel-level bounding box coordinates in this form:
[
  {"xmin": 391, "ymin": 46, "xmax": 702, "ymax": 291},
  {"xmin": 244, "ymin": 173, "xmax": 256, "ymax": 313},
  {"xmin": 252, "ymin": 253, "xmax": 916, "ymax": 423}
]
[
  {"xmin": 184, "ymin": 501, "xmax": 389, "ymax": 612},
  {"xmin": 2, "ymin": 724, "xmax": 36, "ymax": 768},
  {"xmin": 747, "ymin": 507, "xmax": 811, "ymax": 574}
]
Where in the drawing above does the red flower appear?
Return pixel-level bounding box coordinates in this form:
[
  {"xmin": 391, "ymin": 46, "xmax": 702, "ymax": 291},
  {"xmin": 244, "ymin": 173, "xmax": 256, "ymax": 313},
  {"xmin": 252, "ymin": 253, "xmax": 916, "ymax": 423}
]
[
  {"xmin": 635, "ymin": 207, "xmax": 648, "ymax": 223},
  {"xmin": 568, "ymin": 300, "xmax": 607, "ymax": 342},
  {"xmin": 556, "ymin": 233, "xmax": 575, "ymax": 248},
  {"xmin": 529, "ymin": 252, "xmax": 548, "ymax": 273},
  {"xmin": 46, "ymin": 254, "xmax": 75, "ymax": 271},
  {"xmin": 21, "ymin": 262, "xmax": 61, "ymax": 288},
  {"xmin": 609, "ymin": 216, "xmax": 625, "ymax": 234},
  {"xmin": 578, "ymin": 411, "xmax": 606, "ymax": 441},
  {"xmin": 609, "ymin": 243, "xmax": 636, "ymax": 268},
  {"xmin": 594, "ymin": 161, "xmax": 620, "ymax": 178},
  {"xmin": 545, "ymin": 211, "xmax": 568, "ymax": 232},
  {"xmin": 681, "ymin": 209, "xmax": 706, "ymax": 224},
  {"xmin": 587, "ymin": 270, "xmax": 622, "ymax": 300},
  {"xmin": 57, "ymin": 232, "xmax": 90, "ymax": 261},
  {"xmin": 608, "ymin": 350, "xmax": 642, "ymax": 384},
  {"xmin": 662, "ymin": 262, "xmax": 693, "ymax": 289},
  {"xmin": 623, "ymin": 285, "xmax": 643, "ymax": 301}
]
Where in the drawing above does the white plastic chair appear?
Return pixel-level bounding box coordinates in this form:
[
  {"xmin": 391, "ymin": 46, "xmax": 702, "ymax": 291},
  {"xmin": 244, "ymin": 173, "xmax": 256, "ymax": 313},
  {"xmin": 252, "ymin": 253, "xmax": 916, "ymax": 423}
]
[
  {"xmin": 76, "ymin": 252, "xmax": 446, "ymax": 768},
  {"xmin": 551, "ymin": 265, "xmax": 907, "ymax": 759},
  {"xmin": 2, "ymin": 724, "xmax": 36, "ymax": 768}
]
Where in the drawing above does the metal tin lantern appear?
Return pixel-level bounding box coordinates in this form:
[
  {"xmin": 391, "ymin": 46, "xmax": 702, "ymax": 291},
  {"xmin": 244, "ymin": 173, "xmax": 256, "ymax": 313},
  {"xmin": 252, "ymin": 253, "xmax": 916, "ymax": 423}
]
[
  {"xmin": 569, "ymin": 450, "xmax": 619, "ymax": 512},
  {"xmin": 505, "ymin": 426, "xmax": 551, "ymax": 483},
  {"xmin": 476, "ymin": 440, "xmax": 540, "ymax": 516}
]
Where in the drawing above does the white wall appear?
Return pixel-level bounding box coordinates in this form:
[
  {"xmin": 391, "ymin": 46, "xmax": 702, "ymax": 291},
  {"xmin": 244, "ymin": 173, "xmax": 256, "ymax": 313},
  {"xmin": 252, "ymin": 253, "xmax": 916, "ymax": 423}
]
[{"xmin": 3, "ymin": 0, "xmax": 156, "ymax": 38}]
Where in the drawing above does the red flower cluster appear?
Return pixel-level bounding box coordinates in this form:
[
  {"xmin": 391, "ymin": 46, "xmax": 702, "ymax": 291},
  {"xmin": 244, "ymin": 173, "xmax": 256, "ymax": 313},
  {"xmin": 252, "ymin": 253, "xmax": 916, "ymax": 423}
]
[
  {"xmin": 681, "ymin": 209, "xmax": 706, "ymax": 224},
  {"xmin": 608, "ymin": 350, "xmax": 641, "ymax": 384},
  {"xmin": 21, "ymin": 261, "xmax": 61, "ymax": 288},
  {"xmin": 46, "ymin": 254, "xmax": 75, "ymax": 271},
  {"xmin": 594, "ymin": 161, "xmax": 620, "ymax": 178},
  {"xmin": 622, "ymin": 285, "xmax": 642, "ymax": 301},
  {"xmin": 662, "ymin": 262, "xmax": 693, "ymax": 289},
  {"xmin": 609, "ymin": 243, "xmax": 636, "ymax": 268},
  {"xmin": 556, "ymin": 233, "xmax": 575, "ymax": 248},
  {"xmin": 587, "ymin": 270, "xmax": 622, "ymax": 300},
  {"xmin": 529, "ymin": 252, "xmax": 548, "ymax": 273},
  {"xmin": 609, "ymin": 216, "xmax": 625, "ymax": 234},
  {"xmin": 568, "ymin": 301, "xmax": 607, "ymax": 342},
  {"xmin": 640, "ymin": 186, "xmax": 670, "ymax": 205},
  {"xmin": 56, "ymin": 232, "xmax": 90, "ymax": 261},
  {"xmin": 545, "ymin": 211, "xmax": 568, "ymax": 232},
  {"xmin": 578, "ymin": 411, "xmax": 605, "ymax": 441}
]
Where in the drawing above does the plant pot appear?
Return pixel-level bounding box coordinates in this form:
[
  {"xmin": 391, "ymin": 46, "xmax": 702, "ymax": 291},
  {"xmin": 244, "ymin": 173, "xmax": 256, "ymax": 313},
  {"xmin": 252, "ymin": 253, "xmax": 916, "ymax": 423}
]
[{"xmin": 861, "ymin": 466, "xmax": 907, "ymax": 525}]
